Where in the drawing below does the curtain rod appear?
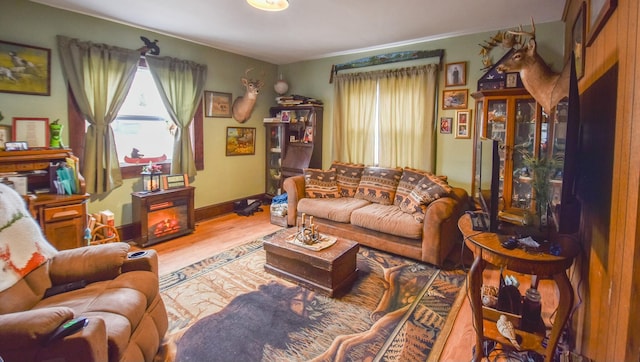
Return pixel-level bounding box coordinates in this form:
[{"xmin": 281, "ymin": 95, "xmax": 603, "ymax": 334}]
[{"xmin": 329, "ymin": 49, "xmax": 444, "ymax": 83}]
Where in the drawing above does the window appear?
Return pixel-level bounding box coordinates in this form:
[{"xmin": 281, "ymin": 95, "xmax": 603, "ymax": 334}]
[
  {"xmin": 68, "ymin": 68, "xmax": 205, "ymax": 179},
  {"xmin": 113, "ymin": 67, "xmax": 174, "ymax": 165}
]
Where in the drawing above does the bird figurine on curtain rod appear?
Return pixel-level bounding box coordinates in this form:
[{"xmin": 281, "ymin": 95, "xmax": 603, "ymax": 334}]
[{"xmin": 138, "ymin": 36, "xmax": 160, "ymax": 56}]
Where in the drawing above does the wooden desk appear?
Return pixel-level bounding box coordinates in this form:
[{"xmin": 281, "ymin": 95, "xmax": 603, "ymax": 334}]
[{"xmin": 458, "ymin": 214, "xmax": 579, "ymax": 361}]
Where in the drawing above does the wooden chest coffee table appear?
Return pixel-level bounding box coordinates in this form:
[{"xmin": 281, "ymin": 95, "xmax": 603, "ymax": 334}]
[{"xmin": 263, "ymin": 229, "xmax": 359, "ymax": 297}]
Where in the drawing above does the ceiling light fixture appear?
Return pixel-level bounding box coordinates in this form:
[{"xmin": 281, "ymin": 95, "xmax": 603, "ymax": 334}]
[{"xmin": 247, "ymin": 0, "xmax": 289, "ymax": 11}]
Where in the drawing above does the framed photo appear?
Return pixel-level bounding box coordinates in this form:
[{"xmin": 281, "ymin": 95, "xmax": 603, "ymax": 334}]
[
  {"xmin": 572, "ymin": 2, "xmax": 586, "ymax": 79},
  {"xmin": 4, "ymin": 141, "xmax": 28, "ymax": 151},
  {"xmin": 0, "ymin": 125, "xmax": 10, "ymax": 150},
  {"xmin": 162, "ymin": 174, "xmax": 189, "ymax": 189},
  {"xmin": 226, "ymin": 127, "xmax": 256, "ymax": 156},
  {"xmin": 440, "ymin": 117, "xmax": 453, "ymax": 134},
  {"xmin": 505, "ymin": 73, "xmax": 519, "ymax": 88},
  {"xmin": 587, "ymin": 0, "xmax": 617, "ymax": 46},
  {"xmin": 12, "ymin": 117, "xmax": 49, "ymax": 148},
  {"xmin": 443, "ymin": 89, "xmax": 468, "ymax": 110},
  {"xmin": 455, "ymin": 110, "xmax": 472, "ymax": 139},
  {"xmin": 445, "ymin": 62, "xmax": 466, "ymax": 87},
  {"xmin": 0, "ymin": 40, "xmax": 51, "ymax": 96},
  {"xmin": 280, "ymin": 110, "xmax": 291, "ymax": 123},
  {"xmin": 204, "ymin": 91, "xmax": 232, "ymax": 118}
]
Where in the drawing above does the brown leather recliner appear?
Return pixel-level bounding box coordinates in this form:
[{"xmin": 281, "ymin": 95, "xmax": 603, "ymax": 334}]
[{"xmin": 0, "ymin": 242, "xmax": 168, "ymax": 362}]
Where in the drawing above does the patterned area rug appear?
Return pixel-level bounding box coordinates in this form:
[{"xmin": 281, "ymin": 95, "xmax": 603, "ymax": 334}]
[{"xmin": 158, "ymin": 231, "xmax": 466, "ymax": 361}]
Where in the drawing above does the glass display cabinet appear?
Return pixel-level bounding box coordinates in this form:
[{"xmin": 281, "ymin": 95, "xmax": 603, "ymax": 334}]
[
  {"xmin": 265, "ymin": 123, "xmax": 285, "ymax": 197},
  {"xmin": 472, "ymin": 89, "xmax": 544, "ymax": 214}
]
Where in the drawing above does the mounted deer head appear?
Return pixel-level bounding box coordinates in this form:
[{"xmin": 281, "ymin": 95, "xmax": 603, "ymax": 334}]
[
  {"xmin": 232, "ymin": 68, "xmax": 264, "ymax": 123},
  {"xmin": 496, "ymin": 20, "xmax": 569, "ymax": 112}
]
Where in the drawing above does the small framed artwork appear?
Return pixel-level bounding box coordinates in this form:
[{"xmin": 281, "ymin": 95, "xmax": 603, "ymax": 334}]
[
  {"xmin": 280, "ymin": 110, "xmax": 291, "ymax": 123},
  {"xmin": 12, "ymin": 117, "xmax": 49, "ymax": 148},
  {"xmin": 204, "ymin": 91, "xmax": 232, "ymax": 118},
  {"xmin": 440, "ymin": 117, "xmax": 453, "ymax": 134},
  {"xmin": 0, "ymin": 40, "xmax": 51, "ymax": 96},
  {"xmin": 572, "ymin": 2, "xmax": 586, "ymax": 79},
  {"xmin": 162, "ymin": 174, "xmax": 189, "ymax": 189},
  {"xmin": 0, "ymin": 125, "xmax": 11, "ymax": 150},
  {"xmin": 455, "ymin": 110, "xmax": 472, "ymax": 139},
  {"xmin": 445, "ymin": 62, "xmax": 466, "ymax": 87},
  {"xmin": 587, "ymin": 0, "xmax": 617, "ymax": 46},
  {"xmin": 226, "ymin": 127, "xmax": 256, "ymax": 156},
  {"xmin": 505, "ymin": 73, "xmax": 519, "ymax": 88},
  {"xmin": 443, "ymin": 89, "xmax": 468, "ymax": 110}
]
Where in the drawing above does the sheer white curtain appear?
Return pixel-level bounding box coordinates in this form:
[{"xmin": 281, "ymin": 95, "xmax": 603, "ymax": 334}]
[{"xmin": 332, "ymin": 64, "xmax": 439, "ymax": 170}]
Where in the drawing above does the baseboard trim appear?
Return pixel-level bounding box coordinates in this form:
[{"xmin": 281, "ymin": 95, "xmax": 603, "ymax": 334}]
[{"xmin": 119, "ymin": 193, "xmax": 266, "ymax": 242}]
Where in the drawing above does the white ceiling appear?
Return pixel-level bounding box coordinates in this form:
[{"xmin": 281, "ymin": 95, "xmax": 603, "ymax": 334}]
[{"xmin": 32, "ymin": 0, "xmax": 566, "ymax": 65}]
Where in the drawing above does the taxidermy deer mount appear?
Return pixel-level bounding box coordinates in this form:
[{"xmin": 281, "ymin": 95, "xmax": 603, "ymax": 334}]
[
  {"xmin": 232, "ymin": 68, "xmax": 264, "ymax": 123},
  {"xmin": 495, "ymin": 19, "xmax": 570, "ymax": 112}
]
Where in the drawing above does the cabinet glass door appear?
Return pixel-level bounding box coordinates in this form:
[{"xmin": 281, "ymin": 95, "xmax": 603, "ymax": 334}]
[
  {"xmin": 487, "ymin": 100, "xmax": 507, "ymax": 200},
  {"xmin": 266, "ymin": 124, "xmax": 285, "ymax": 196},
  {"xmin": 511, "ymin": 99, "xmax": 537, "ymax": 209}
]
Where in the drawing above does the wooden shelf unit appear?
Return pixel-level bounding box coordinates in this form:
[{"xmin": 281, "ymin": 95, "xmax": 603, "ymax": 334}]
[{"xmin": 0, "ymin": 149, "xmax": 89, "ymax": 250}]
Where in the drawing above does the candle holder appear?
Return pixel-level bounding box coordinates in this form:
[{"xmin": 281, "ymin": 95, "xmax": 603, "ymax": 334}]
[
  {"xmin": 141, "ymin": 162, "xmax": 163, "ymax": 192},
  {"xmin": 295, "ymin": 213, "xmax": 320, "ymax": 245}
]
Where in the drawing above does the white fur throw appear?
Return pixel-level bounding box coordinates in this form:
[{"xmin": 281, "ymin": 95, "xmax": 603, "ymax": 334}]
[{"xmin": 0, "ymin": 183, "xmax": 58, "ymax": 292}]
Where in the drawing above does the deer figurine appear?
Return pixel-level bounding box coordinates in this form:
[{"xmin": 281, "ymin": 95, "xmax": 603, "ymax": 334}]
[
  {"xmin": 496, "ymin": 21, "xmax": 570, "ymax": 112},
  {"xmin": 232, "ymin": 68, "xmax": 264, "ymax": 123}
]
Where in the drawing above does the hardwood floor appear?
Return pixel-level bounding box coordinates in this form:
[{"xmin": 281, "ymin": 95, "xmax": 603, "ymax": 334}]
[{"xmin": 140, "ymin": 208, "xmax": 559, "ymax": 361}]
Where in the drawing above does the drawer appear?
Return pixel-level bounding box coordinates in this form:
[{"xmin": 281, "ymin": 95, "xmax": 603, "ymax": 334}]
[{"xmin": 43, "ymin": 203, "xmax": 84, "ymax": 222}]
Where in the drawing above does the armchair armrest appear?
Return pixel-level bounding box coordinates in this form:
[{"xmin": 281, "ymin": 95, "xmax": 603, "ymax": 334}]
[
  {"xmin": 0, "ymin": 308, "xmax": 108, "ymax": 362},
  {"xmin": 122, "ymin": 249, "xmax": 160, "ymax": 276},
  {"xmin": 49, "ymin": 242, "xmax": 130, "ymax": 285},
  {"xmin": 0, "ymin": 307, "xmax": 74, "ymax": 349},
  {"xmin": 283, "ymin": 175, "xmax": 306, "ymax": 226}
]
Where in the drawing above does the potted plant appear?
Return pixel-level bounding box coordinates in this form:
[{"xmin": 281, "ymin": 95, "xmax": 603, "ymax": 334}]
[{"xmin": 520, "ymin": 150, "xmax": 563, "ymax": 227}]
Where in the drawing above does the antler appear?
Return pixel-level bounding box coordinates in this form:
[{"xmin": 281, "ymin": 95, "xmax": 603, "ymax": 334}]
[{"xmin": 507, "ymin": 17, "xmax": 536, "ymax": 47}]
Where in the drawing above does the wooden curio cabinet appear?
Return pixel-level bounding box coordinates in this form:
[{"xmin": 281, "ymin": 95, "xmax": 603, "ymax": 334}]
[
  {"xmin": 264, "ymin": 105, "xmax": 323, "ymax": 198},
  {"xmin": 472, "ymin": 89, "xmax": 547, "ymax": 214}
]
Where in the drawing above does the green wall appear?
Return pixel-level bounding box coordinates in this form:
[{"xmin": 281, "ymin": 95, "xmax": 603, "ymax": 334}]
[
  {"xmin": 0, "ymin": 1, "xmax": 564, "ymax": 226},
  {"xmin": 277, "ymin": 21, "xmax": 565, "ymax": 192},
  {"xmin": 0, "ymin": 1, "xmax": 278, "ymax": 225}
]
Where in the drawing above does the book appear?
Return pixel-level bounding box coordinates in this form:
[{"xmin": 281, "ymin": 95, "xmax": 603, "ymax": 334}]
[{"xmin": 99, "ymin": 210, "xmax": 115, "ymax": 237}]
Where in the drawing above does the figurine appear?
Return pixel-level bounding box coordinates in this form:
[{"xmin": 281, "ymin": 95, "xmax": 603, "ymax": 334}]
[{"xmin": 496, "ymin": 314, "xmax": 520, "ymax": 349}]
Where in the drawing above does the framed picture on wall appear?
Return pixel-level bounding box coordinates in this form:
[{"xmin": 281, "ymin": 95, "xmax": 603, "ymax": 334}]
[
  {"xmin": 443, "ymin": 89, "xmax": 468, "ymax": 110},
  {"xmin": 226, "ymin": 127, "xmax": 256, "ymax": 156},
  {"xmin": 587, "ymin": 0, "xmax": 617, "ymax": 46},
  {"xmin": 0, "ymin": 40, "xmax": 51, "ymax": 96},
  {"xmin": 455, "ymin": 110, "xmax": 472, "ymax": 139},
  {"xmin": 445, "ymin": 62, "xmax": 466, "ymax": 87},
  {"xmin": 572, "ymin": 2, "xmax": 586, "ymax": 79},
  {"xmin": 440, "ymin": 117, "xmax": 453, "ymax": 134},
  {"xmin": 204, "ymin": 91, "xmax": 232, "ymax": 118}
]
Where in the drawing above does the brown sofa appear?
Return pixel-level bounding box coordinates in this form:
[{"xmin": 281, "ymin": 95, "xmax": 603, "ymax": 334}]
[
  {"xmin": 283, "ymin": 164, "xmax": 470, "ymax": 267},
  {"xmin": 0, "ymin": 242, "xmax": 168, "ymax": 362}
]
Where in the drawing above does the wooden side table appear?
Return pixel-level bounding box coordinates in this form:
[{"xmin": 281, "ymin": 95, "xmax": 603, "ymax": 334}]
[{"xmin": 458, "ymin": 214, "xmax": 579, "ymax": 361}]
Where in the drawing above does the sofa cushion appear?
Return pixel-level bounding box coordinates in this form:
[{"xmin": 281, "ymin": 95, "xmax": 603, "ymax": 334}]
[
  {"xmin": 399, "ymin": 174, "xmax": 453, "ymax": 222},
  {"xmin": 394, "ymin": 167, "xmax": 433, "ymax": 207},
  {"xmin": 354, "ymin": 166, "xmax": 403, "ymax": 205},
  {"xmin": 303, "ymin": 168, "xmax": 341, "ymax": 198},
  {"xmin": 331, "ymin": 161, "xmax": 365, "ymax": 197},
  {"xmin": 298, "ymin": 198, "xmax": 371, "ymax": 223},
  {"xmin": 350, "ymin": 204, "xmax": 423, "ymax": 239}
]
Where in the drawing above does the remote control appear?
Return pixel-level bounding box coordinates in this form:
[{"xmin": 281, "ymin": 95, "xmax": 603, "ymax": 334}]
[{"xmin": 47, "ymin": 317, "xmax": 88, "ymax": 345}]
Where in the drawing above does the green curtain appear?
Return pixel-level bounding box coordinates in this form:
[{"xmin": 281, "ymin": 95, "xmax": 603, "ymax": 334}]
[
  {"xmin": 57, "ymin": 35, "xmax": 140, "ymax": 194},
  {"xmin": 146, "ymin": 56, "xmax": 207, "ymax": 177}
]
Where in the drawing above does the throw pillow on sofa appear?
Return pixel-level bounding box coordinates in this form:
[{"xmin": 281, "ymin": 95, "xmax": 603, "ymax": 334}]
[
  {"xmin": 331, "ymin": 161, "xmax": 364, "ymax": 197},
  {"xmin": 394, "ymin": 167, "xmax": 433, "ymax": 207},
  {"xmin": 399, "ymin": 174, "xmax": 453, "ymax": 222},
  {"xmin": 354, "ymin": 166, "xmax": 403, "ymax": 205},
  {"xmin": 304, "ymin": 168, "xmax": 341, "ymax": 198}
]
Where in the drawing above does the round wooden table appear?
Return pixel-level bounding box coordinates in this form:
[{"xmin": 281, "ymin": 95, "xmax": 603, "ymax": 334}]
[{"xmin": 458, "ymin": 214, "xmax": 579, "ymax": 361}]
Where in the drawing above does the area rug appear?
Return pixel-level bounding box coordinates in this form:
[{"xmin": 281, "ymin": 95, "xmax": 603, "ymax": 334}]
[{"xmin": 157, "ymin": 231, "xmax": 466, "ymax": 361}]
